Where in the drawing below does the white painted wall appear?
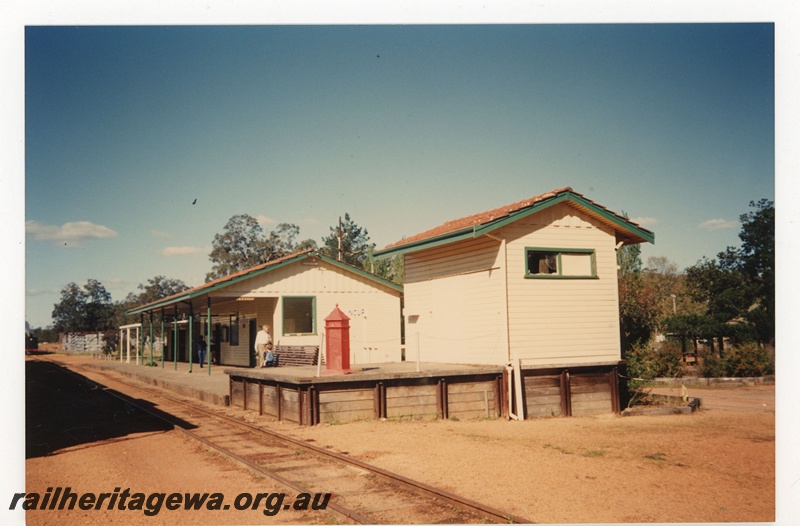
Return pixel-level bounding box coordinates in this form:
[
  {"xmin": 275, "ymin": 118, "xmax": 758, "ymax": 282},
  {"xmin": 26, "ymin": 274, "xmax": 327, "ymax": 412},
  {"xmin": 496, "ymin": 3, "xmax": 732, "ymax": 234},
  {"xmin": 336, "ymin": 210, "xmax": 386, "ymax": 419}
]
[
  {"xmin": 501, "ymin": 202, "xmax": 621, "ymax": 366},
  {"xmin": 213, "ymin": 258, "xmax": 402, "ymax": 365},
  {"xmin": 403, "ymin": 237, "xmax": 508, "ymax": 365},
  {"xmin": 402, "ymin": 202, "xmax": 623, "ymax": 366}
]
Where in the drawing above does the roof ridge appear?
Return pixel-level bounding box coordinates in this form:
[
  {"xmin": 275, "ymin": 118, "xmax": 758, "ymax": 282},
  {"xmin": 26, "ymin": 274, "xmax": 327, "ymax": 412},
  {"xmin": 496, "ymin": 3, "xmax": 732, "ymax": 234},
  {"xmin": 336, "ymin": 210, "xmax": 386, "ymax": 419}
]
[
  {"xmin": 131, "ymin": 248, "xmax": 317, "ymax": 311},
  {"xmin": 382, "ymin": 186, "xmax": 575, "ymax": 251}
]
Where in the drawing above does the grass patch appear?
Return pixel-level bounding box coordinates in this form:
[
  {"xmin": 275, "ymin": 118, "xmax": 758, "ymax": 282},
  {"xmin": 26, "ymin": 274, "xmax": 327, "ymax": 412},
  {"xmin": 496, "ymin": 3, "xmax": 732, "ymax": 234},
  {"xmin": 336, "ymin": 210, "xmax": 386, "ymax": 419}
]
[
  {"xmin": 644, "ymin": 452, "xmax": 666, "ymax": 461},
  {"xmin": 543, "ymin": 443, "xmax": 574, "ymax": 455},
  {"xmin": 583, "ymin": 449, "xmax": 605, "ymax": 457}
]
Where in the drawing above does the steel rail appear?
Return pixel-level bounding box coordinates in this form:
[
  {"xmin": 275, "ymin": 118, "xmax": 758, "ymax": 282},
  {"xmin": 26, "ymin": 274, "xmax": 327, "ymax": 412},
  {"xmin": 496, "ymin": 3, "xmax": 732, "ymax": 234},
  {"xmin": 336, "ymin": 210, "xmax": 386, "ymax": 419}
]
[
  {"xmin": 40, "ymin": 358, "xmax": 371, "ymax": 524},
  {"xmin": 48, "ymin": 357, "xmax": 534, "ymax": 524}
]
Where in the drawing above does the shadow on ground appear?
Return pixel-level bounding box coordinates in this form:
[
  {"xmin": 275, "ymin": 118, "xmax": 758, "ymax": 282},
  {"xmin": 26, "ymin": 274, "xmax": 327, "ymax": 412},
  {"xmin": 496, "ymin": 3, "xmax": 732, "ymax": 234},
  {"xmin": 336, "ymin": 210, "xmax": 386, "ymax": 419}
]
[{"xmin": 26, "ymin": 360, "xmax": 196, "ymax": 458}]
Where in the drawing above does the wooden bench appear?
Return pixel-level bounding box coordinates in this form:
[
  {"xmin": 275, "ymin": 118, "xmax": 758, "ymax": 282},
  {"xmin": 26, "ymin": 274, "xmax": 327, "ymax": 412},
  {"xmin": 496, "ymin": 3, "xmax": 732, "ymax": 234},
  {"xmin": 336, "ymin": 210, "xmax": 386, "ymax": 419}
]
[{"xmin": 272, "ymin": 345, "xmax": 321, "ymax": 367}]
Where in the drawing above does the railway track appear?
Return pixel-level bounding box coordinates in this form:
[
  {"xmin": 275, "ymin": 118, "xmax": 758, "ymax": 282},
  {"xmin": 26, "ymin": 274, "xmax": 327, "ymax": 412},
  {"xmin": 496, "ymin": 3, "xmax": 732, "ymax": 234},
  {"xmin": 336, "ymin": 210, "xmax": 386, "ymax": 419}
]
[{"xmin": 36, "ymin": 357, "xmax": 533, "ymax": 524}]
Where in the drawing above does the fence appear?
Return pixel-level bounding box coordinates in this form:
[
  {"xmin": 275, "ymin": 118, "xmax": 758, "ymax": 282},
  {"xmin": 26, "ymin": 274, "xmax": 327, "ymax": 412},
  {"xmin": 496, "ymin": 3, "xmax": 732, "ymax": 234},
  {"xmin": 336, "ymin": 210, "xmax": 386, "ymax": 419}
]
[{"xmin": 60, "ymin": 332, "xmax": 106, "ymax": 352}]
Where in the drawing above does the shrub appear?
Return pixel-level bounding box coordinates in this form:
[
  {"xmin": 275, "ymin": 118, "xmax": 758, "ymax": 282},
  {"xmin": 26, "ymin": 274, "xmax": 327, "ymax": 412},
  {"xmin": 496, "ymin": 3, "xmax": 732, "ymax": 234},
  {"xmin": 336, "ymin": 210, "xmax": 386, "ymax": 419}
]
[
  {"xmin": 623, "ymin": 342, "xmax": 685, "ymax": 405},
  {"xmin": 699, "ymin": 342, "xmax": 774, "ymax": 378},
  {"xmin": 626, "ymin": 342, "xmax": 685, "ymax": 381}
]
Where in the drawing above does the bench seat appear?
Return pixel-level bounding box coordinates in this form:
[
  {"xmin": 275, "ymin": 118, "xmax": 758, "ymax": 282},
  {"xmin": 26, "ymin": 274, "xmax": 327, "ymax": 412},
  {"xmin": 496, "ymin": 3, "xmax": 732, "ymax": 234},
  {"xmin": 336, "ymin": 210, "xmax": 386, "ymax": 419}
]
[{"xmin": 272, "ymin": 345, "xmax": 321, "ymax": 367}]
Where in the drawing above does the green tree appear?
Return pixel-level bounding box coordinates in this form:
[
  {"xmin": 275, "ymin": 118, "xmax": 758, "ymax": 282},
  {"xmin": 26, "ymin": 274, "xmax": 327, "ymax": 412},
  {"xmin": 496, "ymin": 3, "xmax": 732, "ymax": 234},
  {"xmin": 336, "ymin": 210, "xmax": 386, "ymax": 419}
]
[
  {"xmin": 31, "ymin": 325, "xmax": 60, "ymax": 343},
  {"xmin": 642, "ymin": 256, "xmax": 704, "ymax": 326},
  {"xmin": 111, "ymin": 275, "xmax": 192, "ymax": 331},
  {"xmin": 682, "ymin": 199, "xmax": 774, "ymax": 346},
  {"xmin": 685, "ymin": 257, "xmax": 756, "ymax": 326},
  {"xmin": 84, "ymin": 279, "xmax": 114, "ymax": 331},
  {"xmin": 206, "ymin": 215, "xmax": 306, "ymax": 281},
  {"xmin": 369, "ymin": 249, "xmax": 405, "ymax": 284},
  {"xmin": 726, "ymin": 199, "xmax": 774, "ymax": 343},
  {"xmin": 52, "ymin": 282, "xmax": 87, "ymax": 332},
  {"xmin": 321, "ymin": 213, "xmax": 374, "ymax": 270},
  {"xmin": 618, "ymin": 272, "xmax": 659, "ymax": 352},
  {"xmin": 207, "ymin": 214, "xmax": 267, "ymax": 280},
  {"xmin": 617, "ymin": 242, "xmax": 660, "ymax": 352},
  {"xmin": 51, "ymin": 279, "xmax": 114, "ymax": 332},
  {"xmin": 617, "ymin": 212, "xmax": 643, "ymax": 277},
  {"xmin": 134, "ymin": 275, "xmax": 189, "ymax": 304},
  {"xmin": 617, "ymin": 243, "xmax": 642, "ymax": 277}
]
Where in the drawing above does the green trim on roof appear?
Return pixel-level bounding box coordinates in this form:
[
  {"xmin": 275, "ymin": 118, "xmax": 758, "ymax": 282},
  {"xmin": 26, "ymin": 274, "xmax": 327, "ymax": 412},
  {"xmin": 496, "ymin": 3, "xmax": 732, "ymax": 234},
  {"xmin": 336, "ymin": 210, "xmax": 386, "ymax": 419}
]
[
  {"xmin": 371, "ymin": 228, "xmax": 479, "ymax": 259},
  {"xmin": 126, "ymin": 250, "xmax": 402, "ymax": 316},
  {"xmin": 314, "ymin": 252, "xmax": 404, "ymax": 293},
  {"xmin": 373, "ymin": 190, "xmax": 654, "ymax": 259},
  {"xmin": 568, "ymin": 193, "xmax": 655, "ymax": 244}
]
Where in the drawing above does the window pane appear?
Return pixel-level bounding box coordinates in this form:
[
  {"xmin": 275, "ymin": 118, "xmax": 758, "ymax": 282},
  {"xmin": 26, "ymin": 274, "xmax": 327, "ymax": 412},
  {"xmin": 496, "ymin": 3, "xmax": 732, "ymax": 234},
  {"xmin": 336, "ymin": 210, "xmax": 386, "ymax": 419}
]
[
  {"xmin": 230, "ymin": 319, "xmax": 239, "ymax": 345},
  {"xmin": 284, "ymin": 297, "xmax": 314, "ymax": 334},
  {"xmin": 560, "ymin": 252, "xmax": 592, "ymax": 276},
  {"xmin": 527, "ymin": 251, "xmax": 558, "ymax": 274}
]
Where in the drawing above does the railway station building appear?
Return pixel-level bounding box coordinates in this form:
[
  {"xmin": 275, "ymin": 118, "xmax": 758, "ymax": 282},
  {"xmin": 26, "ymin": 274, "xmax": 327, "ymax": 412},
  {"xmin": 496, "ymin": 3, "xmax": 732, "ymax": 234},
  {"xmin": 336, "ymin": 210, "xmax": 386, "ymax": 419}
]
[
  {"xmin": 126, "ymin": 250, "xmax": 403, "ymax": 367},
  {"xmin": 371, "ymin": 187, "xmax": 654, "ymax": 417}
]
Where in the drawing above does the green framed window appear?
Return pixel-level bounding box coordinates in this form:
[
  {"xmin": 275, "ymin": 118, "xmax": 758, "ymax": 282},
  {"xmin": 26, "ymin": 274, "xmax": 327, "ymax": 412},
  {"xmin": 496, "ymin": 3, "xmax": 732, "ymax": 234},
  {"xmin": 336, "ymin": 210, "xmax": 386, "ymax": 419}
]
[
  {"xmin": 283, "ymin": 296, "xmax": 316, "ymax": 335},
  {"xmin": 525, "ymin": 247, "xmax": 597, "ymax": 278}
]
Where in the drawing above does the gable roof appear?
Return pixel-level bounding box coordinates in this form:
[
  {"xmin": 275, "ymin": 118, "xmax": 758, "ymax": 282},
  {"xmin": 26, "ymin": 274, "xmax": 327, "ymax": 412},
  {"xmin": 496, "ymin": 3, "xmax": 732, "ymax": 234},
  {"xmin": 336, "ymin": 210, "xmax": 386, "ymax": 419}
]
[
  {"xmin": 126, "ymin": 249, "xmax": 403, "ymax": 316},
  {"xmin": 373, "ymin": 187, "xmax": 654, "ymax": 259}
]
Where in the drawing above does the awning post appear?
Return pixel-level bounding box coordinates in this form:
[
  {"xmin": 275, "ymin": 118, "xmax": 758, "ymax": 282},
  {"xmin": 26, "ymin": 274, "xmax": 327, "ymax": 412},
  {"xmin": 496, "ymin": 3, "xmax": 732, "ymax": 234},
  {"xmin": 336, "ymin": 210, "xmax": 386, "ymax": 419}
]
[
  {"xmin": 160, "ymin": 308, "xmax": 165, "ymax": 368},
  {"xmin": 207, "ymin": 297, "xmax": 212, "ymax": 376},
  {"xmin": 173, "ymin": 305, "xmax": 178, "ymax": 371},
  {"xmin": 149, "ymin": 312, "xmax": 154, "ymax": 366},
  {"xmin": 188, "ymin": 304, "xmax": 194, "ymax": 373}
]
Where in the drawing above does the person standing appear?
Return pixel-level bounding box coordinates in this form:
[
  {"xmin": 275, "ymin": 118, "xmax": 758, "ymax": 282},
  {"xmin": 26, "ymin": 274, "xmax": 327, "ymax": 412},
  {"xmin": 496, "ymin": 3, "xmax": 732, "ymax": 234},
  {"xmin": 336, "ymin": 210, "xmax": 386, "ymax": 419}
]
[
  {"xmin": 197, "ymin": 335, "xmax": 207, "ymax": 368},
  {"xmin": 254, "ymin": 324, "xmax": 272, "ymax": 368}
]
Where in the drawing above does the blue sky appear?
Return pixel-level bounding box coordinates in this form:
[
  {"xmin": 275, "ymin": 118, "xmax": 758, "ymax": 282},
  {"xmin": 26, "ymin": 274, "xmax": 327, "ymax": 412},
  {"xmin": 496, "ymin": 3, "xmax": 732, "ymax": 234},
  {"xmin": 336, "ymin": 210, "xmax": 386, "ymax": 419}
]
[{"xmin": 20, "ymin": 23, "xmax": 776, "ymax": 329}]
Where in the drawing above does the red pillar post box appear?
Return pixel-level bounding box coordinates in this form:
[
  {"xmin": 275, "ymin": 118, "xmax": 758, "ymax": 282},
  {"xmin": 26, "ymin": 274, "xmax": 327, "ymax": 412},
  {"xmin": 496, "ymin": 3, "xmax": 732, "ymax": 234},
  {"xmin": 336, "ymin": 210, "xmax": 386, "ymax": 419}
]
[{"xmin": 323, "ymin": 304, "xmax": 354, "ymax": 375}]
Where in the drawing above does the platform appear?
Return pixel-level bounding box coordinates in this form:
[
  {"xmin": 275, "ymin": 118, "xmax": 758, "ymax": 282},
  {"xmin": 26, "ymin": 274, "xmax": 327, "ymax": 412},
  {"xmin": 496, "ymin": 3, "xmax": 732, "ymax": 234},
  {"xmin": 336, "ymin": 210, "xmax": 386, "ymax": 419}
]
[
  {"xmin": 69, "ymin": 356, "xmax": 621, "ymax": 426},
  {"xmin": 225, "ymin": 361, "xmax": 507, "ymax": 425},
  {"xmin": 224, "ymin": 361, "xmax": 504, "ymax": 384},
  {"xmin": 80, "ymin": 357, "xmax": 247, "ymax": 406}
]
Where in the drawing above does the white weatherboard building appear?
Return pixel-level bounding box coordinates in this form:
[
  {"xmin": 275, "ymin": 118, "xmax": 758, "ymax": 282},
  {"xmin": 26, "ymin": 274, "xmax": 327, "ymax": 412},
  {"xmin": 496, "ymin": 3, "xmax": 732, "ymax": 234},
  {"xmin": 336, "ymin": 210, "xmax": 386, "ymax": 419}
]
[
  {"xmin": 127, "ymin": 250, "xmax": 403, "ymax": 367},
  {"xmin": 374, "ymin": 187, "xmax": 654, "ymax": 396},
  {"xmin": 374, "ymin": 188, "xmax": 654, "ymax": 417}
]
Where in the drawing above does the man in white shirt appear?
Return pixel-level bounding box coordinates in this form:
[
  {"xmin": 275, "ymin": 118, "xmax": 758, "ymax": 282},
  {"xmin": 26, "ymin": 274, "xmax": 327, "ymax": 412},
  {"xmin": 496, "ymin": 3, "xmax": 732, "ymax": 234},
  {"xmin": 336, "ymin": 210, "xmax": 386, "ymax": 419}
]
[{"xmin": 255, "ymin": 324, "xmax": 273, "ymax": 367}]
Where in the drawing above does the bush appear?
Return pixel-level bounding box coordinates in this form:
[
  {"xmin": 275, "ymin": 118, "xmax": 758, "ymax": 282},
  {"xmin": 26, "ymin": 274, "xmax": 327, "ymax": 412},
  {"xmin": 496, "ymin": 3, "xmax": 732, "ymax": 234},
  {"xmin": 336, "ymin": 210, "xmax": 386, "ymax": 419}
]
[
  {"xmin": 698, "ymin": 342, "xmax": 774, "ymax": 378},
  {"xmin": 626, "ymin": 342, "xmax": 685, "ymax": 381},
  {"xmin": 624, "ymin": 342, "xmax": 685, "ymax": 405}
]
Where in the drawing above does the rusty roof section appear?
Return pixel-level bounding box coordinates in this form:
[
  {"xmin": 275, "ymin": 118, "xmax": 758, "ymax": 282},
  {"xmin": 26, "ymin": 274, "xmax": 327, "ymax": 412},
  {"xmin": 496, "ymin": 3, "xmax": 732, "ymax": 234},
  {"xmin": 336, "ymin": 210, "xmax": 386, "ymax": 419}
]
[{"xmin": 379, "ymin": 187, "xmax": 653, "ymax": 253}]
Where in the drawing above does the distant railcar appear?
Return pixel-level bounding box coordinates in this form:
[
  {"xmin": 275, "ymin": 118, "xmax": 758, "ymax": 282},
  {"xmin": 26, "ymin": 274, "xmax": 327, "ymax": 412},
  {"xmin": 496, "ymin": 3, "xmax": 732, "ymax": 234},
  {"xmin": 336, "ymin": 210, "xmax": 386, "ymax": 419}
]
[{"xmin": 25, "ymin": 334, "xmax": 40, "ymax": 355}]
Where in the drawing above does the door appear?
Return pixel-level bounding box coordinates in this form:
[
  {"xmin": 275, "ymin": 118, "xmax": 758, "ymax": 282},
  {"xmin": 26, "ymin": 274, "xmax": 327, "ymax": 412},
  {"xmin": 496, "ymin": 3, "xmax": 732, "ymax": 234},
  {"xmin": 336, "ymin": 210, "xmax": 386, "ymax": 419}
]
[{"xmin": 249, "ymin": 318, "xmax": 258, "ymax": 367}]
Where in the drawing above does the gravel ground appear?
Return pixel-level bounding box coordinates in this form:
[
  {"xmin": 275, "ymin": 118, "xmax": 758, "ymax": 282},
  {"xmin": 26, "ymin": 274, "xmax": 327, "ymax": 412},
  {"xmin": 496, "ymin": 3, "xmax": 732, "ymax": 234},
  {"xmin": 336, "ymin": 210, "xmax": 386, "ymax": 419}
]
[{"xmin": 24, "ymin": 356, "xmax": 776, "ymax": 524}]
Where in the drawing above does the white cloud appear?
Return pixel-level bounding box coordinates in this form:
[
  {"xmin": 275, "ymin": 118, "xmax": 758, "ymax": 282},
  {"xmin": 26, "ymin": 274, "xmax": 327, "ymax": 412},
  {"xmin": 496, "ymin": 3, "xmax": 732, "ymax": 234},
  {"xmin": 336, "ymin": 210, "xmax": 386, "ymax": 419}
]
[
  {"xmin": 161, "ymin": 246, "xmax": 205, "ymax": 257},
  {"xmin": 26, "ymin": 220, "xmax": 117, "ymax": 245},
  {"xmin": 630, "ymin": 216, "xmax": 657, "ymax": 227},
  {"xmin": 26, "ymin": 287, "xmax": 61, "ymax": 297},
  {"xmin": 698, "ymin": 218, "xmax": 739, "ymax": 230},
  {"xmin": 255, "ymin": 215, "xmax": 277, "ymax": 227},
  {"xmin": 149, "ymin": 229, "xmax": 173, "ymax": 238}
]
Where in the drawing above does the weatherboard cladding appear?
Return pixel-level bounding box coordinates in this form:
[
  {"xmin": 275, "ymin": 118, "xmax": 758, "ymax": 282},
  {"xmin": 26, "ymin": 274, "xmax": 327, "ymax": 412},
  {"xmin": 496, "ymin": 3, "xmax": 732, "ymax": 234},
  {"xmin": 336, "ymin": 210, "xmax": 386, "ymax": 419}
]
[
  {"xmin": 502, "ymin": 204, "xmax": 622, "ymax": 365},
  {"xmin": 126, "ymin": 250, "xmax": 402, "ymax": 315},
  {"xmin": 402, "ymin": 199, "xmax": 627, "ymax": 367}
]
